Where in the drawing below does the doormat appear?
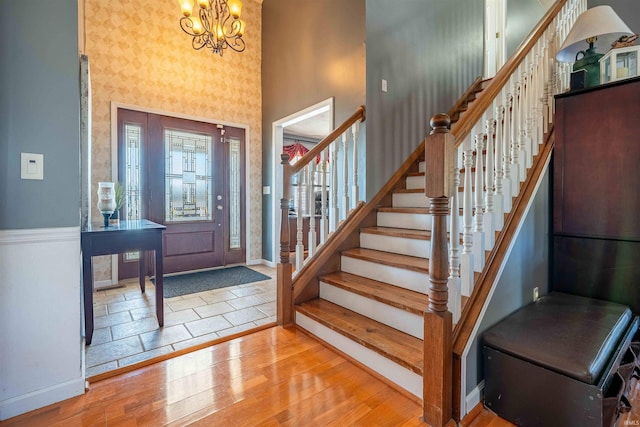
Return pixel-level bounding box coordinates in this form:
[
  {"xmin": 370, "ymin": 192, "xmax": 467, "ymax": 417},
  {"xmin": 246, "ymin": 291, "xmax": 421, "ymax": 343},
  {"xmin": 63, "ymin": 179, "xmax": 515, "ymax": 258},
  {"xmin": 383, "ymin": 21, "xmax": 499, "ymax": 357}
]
[{"xmin": 156, "ymin": 266, "xmax": 271, "ymax": 298}]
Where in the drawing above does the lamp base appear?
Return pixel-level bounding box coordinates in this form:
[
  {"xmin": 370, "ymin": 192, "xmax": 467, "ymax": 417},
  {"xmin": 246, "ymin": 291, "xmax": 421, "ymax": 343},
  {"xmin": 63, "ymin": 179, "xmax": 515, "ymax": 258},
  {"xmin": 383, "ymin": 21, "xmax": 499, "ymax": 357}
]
[
  {"xmin": 102, "ymin": 213, "xmax": 112, "ymax": 227},
  {"xmin": 573, "ymin": 48, "xmax": 603, "ymax": 88}
]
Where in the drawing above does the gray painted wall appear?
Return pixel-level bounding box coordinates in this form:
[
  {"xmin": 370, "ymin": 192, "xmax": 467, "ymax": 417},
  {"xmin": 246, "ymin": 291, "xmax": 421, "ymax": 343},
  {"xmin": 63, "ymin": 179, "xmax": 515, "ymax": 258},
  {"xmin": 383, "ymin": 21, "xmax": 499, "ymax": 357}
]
[
  {"xmin": 465, "ymin": 167, "xmax": 551, "ymax": 394},
  {"xmin": 506, "ymin": 0, "xmax": 546, "ymax": 58},
  {"xmin": 365, "ymin": 0, "xmax": 484, "ymax": 200},
  {"xmin": 261, "ymin": 0, "xmax": 366, "ymax": 261},
  {"xmin": 587, "ymin": 0, "xmax": 640, "ymax": 34},
  {"xmin": 0, "ymin": 0, "xmax": 80, "ymax": 230}
]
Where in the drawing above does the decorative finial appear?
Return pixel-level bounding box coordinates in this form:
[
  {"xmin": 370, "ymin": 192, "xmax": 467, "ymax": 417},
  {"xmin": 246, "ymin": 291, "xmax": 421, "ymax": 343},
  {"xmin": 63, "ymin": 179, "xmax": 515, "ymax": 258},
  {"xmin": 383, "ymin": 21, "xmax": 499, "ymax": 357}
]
[{"xmin": 430, "ymin": 113, "xmax": 451, "ymax": 134}]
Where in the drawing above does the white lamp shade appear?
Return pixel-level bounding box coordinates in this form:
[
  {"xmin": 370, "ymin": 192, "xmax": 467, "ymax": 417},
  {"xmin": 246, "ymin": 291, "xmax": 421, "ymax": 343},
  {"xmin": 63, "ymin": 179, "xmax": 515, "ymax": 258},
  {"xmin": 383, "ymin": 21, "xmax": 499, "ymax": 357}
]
[{"xmin": 556, "ymin": 5, "xmax": 633, "ymax": 62}]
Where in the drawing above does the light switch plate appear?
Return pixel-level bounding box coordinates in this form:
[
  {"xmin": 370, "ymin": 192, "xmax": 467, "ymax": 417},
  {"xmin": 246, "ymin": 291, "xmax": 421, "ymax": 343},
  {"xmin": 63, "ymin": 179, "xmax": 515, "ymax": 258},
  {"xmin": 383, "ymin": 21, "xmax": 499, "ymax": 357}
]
[{"xmin": 21, "ymin": 152, "xmax": 44, "ymax": 180}]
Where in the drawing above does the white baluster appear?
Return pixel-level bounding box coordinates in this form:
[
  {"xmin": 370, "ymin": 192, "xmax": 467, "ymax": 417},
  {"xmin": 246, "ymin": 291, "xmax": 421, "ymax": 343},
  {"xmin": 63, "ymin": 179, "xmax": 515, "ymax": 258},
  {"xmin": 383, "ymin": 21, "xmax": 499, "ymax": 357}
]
[
  {"xmin": 542, "ymin": 29, "xmax": 552, "ymax": 134},
  {"xmin": 295, "ymin": 169, "xmax": 305, "ymax": 272},
  {"xmin": 473, "ymin": 130, "xmax": 485, "ymax": 272},
  {"xmin": 342, "ymin": 130, "xmax": 350, "ymax": 218},
  {"xmin": 307, "ymin": 161, "xmax": 317, "ymax": 258},
  {"xmin": 519, "ymin": 68, "xmax": 529, "ymax": 175},
  {"xmin": 330, "ymin": 140, "xmax": 339, "ymax": 232},
  {"xmin": 510, "ymin": 79, "xmax": 521, "ymax": 195},
  {"xmin": 449, "ymin": 164, "xmax": 461, "ymax": 323},
  {"xmin": 503, "ymin": 92, "xmax": 515, "ymax": 202},
  {"xmin": 351, "ymin": 121, "xmax": 360, "ymax": 208},
  {"xmin": 529, "ymin": 51, "xmax": 540, "ymax": 156},
  {"xmin": 460, "ymin": 137, "xmax": 475, "ymax": 296},
  {"xmin": 494, "ymin": 102, "xmax": 506, "ymax": 225},
  {"xmin": 484, "ymin": 116, "xmax": 496, "ymax": 250},
  {"xmin": 320, "ymin": 149, "xmax": 329, "ymax": 242}
]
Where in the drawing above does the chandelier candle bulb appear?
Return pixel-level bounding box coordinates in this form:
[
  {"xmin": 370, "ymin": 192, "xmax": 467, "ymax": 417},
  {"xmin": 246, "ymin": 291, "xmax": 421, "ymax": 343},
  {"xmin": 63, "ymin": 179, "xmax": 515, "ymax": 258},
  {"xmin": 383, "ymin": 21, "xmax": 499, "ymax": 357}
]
[
  {"xmin": 228, "ymin": 0, "xmax": 242, "ymax": 19},
  {"xmin": 180, "ymin": 0, "xmax": 194, "ymax": 16}
]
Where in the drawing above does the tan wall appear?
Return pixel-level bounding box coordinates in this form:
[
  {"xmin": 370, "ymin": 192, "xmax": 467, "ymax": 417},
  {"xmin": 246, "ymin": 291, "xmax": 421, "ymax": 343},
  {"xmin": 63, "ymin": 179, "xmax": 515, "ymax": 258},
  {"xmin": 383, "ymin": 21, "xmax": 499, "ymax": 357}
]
[{"xmin": 85, "ymin": 0, "xmax": 262, "ymax": 280}]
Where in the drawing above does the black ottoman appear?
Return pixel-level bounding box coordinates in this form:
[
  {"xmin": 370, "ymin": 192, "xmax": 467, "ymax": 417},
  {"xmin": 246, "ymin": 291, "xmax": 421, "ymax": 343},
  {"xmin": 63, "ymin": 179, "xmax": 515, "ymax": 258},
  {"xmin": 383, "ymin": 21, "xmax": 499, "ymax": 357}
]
[{"xmin": 483, "ymin": 292, "xmax": 638, "ymax": 426}]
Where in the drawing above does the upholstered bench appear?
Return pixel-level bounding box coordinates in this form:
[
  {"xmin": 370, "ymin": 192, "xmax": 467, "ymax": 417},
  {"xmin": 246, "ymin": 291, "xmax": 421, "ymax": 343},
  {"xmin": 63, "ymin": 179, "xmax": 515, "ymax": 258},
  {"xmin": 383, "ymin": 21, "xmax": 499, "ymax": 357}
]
[{"xmin": 483, "ymin": 292, "xmax": 639, "ymax": 427}]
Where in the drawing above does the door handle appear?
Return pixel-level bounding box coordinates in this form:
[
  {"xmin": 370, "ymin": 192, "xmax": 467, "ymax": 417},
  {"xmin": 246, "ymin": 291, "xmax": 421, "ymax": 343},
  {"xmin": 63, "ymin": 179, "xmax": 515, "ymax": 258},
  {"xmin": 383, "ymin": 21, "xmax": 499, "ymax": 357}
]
[{"xmin": 217, "ymin": 205, "xmax": 223, "ymax": 210}]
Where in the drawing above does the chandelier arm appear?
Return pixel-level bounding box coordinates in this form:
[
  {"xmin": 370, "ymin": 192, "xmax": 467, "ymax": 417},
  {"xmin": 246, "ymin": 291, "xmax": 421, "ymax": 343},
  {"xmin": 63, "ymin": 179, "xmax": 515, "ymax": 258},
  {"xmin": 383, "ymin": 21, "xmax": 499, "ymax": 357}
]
[
  {"xmin": 225, "ymin": 38, "xmax": 246, "ymax": 53},
  {"xmin": 179, "ymin": 17, "xmax": 200, "ymax": 37}
]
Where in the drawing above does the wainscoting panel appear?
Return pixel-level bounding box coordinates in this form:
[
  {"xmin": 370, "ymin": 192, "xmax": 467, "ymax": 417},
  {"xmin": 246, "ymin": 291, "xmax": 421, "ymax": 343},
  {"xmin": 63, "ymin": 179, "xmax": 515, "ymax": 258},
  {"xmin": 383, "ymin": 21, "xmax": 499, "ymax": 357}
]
[{"xmin": 0, "ymin": 227, "xmax": 85, "ymax": 421}]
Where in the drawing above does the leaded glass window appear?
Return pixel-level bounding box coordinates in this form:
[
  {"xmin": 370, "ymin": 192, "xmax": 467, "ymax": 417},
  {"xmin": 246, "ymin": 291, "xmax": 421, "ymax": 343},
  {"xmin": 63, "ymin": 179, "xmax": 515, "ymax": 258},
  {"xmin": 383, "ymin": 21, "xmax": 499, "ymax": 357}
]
[
  {"xmin": 228, "ymin": 137, "xmax": 241, "ymax": 249},
  {"xmin": 165, "ymin": 129, "xmax": 212, "ymax": 222},
  {"xmin": 124, "ymin": 123, "xmax": 141, "ymax": 262}
]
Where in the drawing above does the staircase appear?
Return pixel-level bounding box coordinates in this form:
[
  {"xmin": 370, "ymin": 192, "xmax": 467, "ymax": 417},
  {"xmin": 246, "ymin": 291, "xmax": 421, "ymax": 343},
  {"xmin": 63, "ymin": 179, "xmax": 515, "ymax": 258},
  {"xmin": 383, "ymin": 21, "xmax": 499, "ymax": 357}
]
[
  {"xmin": 277, "ymin": 1, "xmax": 585, "ymax": 424},
  {"xmin": 294, "ymin": 82, "xmax": 487, "ymax": 400}
]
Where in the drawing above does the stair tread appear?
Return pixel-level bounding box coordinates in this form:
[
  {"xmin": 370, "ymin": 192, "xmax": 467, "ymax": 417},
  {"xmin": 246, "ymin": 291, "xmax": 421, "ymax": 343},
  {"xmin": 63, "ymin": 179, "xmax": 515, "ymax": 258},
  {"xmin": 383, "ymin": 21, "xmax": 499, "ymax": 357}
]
[
  {"xmin": 406, "ymin": 171, "xmax": 425, "ymax": 177},
  {"xmin": 296, "ymin": 299, "xmax": 424, "ymax": 375},
  {"xmin": 360, "ymin": 226, "xmax": 429, "ymax": 240},
  {"xmin": 342, "ymin": 247, "xmax": 429, "ymax": 273},
  {"xmin": 320, "ymin": 271, "xmax": 428, "ymax": 315}
]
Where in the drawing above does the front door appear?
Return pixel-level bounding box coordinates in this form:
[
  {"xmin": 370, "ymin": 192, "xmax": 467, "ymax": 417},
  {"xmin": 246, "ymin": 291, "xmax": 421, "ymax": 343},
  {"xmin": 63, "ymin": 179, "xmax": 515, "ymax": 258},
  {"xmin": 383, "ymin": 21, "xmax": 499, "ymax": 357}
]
[{"xmin": 117, "ymin": 108, "xmax": 246, "ymax": 279}]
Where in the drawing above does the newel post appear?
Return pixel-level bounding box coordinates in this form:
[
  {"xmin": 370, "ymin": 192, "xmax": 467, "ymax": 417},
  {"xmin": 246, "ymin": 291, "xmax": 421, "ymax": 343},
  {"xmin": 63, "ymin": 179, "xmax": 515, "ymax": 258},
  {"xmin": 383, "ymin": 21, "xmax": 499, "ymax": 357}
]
[
  {"xmin": 423, "ymin": 114, "xmax": 454, "ymax": 427},
  {"xmin": 277, "ymin": 153, "xmax": 294, "ymax": 326}
]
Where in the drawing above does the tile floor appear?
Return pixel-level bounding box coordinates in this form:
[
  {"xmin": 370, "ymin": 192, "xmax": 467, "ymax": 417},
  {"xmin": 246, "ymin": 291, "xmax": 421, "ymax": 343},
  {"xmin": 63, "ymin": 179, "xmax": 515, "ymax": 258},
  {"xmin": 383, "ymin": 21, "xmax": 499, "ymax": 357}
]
[{"xmin": 85, "ymin": 264, "xmax": 276, "ymax": 377}]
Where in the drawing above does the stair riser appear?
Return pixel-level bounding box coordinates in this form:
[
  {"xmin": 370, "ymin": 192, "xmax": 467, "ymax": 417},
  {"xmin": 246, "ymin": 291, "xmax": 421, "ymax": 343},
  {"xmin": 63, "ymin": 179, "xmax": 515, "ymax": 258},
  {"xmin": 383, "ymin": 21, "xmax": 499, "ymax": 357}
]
[
  {"xmin": 405, "ymin": 175, "xmax": 424, "ymax": 190},
  {"xmin": 392, "ymin": 192, "xmax": 429, "ymax": 208},
  {"xmin": 341, "ymin": 256, "xmax": 428, "ymax": 294},
  {"xmin": 319, "ymin": 282, "xmax": 424, "ymax": 339},
  {"xmin": 376, "ymin": 212, "xmax": 462, "ymax": 233},
  {"xmin": 360, "ymin": 233, "xmax": 430, "ymax": 259},
  {"xmin": 296, "ymin": 312, "xmax": 423, "ymax": 399},
  {"xmin": 377, "ymin": 212, "xmax": 430, "ymax": 230}
]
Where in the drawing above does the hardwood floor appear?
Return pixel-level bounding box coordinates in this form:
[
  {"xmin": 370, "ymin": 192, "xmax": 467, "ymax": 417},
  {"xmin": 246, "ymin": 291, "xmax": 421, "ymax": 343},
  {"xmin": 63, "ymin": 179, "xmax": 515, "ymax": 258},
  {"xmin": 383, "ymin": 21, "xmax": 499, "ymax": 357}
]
[
  {"xmin": 4, "ymin": 325, "xmax": 639, "ymax": 426},
  {"xmin": 1, "ymin": 327, "xmax": 424, "ymax": 426}
]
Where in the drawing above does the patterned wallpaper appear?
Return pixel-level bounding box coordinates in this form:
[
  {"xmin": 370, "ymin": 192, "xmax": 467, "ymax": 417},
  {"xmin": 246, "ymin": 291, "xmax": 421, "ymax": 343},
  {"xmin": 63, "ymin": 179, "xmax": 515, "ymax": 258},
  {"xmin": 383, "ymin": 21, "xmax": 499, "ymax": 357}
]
[{"xmin": 85, "ymin": 0, "xmax": 263, "ymax": 281}]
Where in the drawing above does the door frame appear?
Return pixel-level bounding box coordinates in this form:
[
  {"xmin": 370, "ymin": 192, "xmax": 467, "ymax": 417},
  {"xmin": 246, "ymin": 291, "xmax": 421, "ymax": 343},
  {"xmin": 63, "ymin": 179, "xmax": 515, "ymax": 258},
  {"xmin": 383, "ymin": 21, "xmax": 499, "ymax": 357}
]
[
  {"xmin": 271, "ymin": 98, "xmax": 334, "ymax": 266},
  {"xmin": 109, "ymin": 101, "xmax": 252, "ymax": 284},
  {"xmin": 484, "ymin": 0, "xmax": 507, "ymax": 78}
]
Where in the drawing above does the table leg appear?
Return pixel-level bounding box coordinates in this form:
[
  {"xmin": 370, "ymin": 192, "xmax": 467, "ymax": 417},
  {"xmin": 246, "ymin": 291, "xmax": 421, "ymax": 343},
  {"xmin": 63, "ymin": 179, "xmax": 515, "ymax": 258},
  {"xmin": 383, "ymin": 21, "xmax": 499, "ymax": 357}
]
[
  {"xmin": 139, "ymin": 252, "xmax": 146, "ymax": 293},
  {"xmin": 155, "ymin": 249, "xmax": 164, "ymax": 327},
  {"xmin": 82, "ymin": 252, "xmax": 94, "ymax": 345}
]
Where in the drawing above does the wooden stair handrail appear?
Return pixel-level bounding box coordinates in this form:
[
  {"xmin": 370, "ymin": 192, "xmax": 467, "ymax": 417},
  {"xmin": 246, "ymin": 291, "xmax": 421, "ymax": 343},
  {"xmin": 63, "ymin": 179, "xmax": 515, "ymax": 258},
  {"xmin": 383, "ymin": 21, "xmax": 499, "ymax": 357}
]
[
  {"xmin": 289, "ymin": 105, "xmax": 366, "ymax": 175},
  {"xmin": 450, "ymin": 0, "xmax": 568, "ymax": 147}
]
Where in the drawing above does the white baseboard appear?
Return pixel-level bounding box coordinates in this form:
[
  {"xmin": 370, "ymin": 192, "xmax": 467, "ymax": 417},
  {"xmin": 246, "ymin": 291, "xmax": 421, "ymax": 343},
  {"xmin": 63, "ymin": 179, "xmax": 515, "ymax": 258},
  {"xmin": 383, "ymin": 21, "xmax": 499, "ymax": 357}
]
[
  {"xmin": 0, "ymin": 378, "xmax": 85, "ymax": 421},
  {"xmin": 257, "ymin": 259, "xmax": 276, "ymax": 268},
  {"xmin": 94, "ymin": 279, "xmax": 115, "ymax": 290},
  {"xmin": 465, "ymin": 380, "xmax": 484, "ymax": 416}
]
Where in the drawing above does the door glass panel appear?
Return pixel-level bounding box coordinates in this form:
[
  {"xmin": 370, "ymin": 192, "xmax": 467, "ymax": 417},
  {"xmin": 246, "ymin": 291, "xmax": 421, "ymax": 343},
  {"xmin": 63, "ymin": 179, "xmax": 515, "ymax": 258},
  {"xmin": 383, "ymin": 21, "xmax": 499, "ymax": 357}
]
[
  {"xmin": 165, "ymin": 128, "xmax": 212, "ymax": 222},
  {"xmin": 124, "ymin": 123, "xmax": 141, "ymax": 262},
  {"xmin": 228, "ymin": 137, "xmax": 241, "ymax": 249}
]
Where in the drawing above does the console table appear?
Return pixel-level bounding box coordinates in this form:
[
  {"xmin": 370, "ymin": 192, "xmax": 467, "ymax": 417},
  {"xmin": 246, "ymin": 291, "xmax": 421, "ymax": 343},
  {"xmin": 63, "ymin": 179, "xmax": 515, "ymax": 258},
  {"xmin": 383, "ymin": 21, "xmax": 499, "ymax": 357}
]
[{"xmin": 81, "ymin": 220, "xmax": 166, "ymax": 345}]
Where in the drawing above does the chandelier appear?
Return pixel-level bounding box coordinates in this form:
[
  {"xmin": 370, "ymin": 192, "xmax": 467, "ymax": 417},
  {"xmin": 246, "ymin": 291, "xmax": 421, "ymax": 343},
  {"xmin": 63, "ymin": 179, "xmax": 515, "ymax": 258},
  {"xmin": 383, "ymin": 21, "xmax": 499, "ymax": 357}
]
[{"xmin": 178, "ymin": 0, "xmax": 246, "ymax": 56}]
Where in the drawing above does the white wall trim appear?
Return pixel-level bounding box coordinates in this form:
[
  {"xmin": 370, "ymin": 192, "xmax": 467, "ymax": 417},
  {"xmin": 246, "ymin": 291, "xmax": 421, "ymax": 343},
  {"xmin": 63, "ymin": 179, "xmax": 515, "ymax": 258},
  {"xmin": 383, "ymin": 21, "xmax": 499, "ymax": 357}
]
[
  {"xmin": 0, "ymin": 227, "xmax": 79, "ymax": 245},
  {"xmin": 459, "ymin": 155, "xmax": 551, "ymax": 417},
  {"xmin": 271, "ymin": 98, "xmax": 334, "ymax": 265},
  {"xmin": 0, "ymin": 378, "xmax": 85, "ymax": 421},
  {"xmin": 465, "ymin": 380, "xmax": 484, "ymax": 414},
  {"xmin": 109, "ymin": 101, "xmax": 254, "ymax": 282}
]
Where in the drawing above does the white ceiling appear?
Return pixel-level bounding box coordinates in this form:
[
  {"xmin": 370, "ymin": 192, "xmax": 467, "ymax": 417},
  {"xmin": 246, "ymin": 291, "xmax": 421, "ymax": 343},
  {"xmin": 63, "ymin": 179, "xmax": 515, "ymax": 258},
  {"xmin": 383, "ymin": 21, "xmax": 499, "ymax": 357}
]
[{"xmin": 283, "ymin": 109, "xmax": 332, "ymax": 140}]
